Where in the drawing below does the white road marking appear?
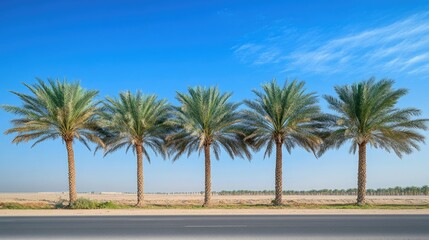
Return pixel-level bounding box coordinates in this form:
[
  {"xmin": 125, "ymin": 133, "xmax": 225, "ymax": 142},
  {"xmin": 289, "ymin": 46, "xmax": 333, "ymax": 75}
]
[{"xmin": 185, "ymin": 225, "xmax": 247, "ymax": 228}]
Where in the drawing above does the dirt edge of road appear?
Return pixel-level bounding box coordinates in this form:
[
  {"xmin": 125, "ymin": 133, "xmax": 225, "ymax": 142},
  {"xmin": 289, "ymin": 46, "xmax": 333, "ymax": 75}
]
[{"xmin": 1, "ymin": 208, "xmax": 429, "ymax": 217}]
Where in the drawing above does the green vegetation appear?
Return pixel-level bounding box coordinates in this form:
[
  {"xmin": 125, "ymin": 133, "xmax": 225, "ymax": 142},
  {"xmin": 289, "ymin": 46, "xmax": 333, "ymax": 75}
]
[
  {"xmin": 97, "ymin": 201, "xmax": 130, "ymax": 209},
  {"xmin": 69, "ymin": 198, "xmax": 98, "ymax": 209},
  {"xmin": 68, "ymin": 198, "xmax": 130, "ymax": 209},
  {"xmin": 111, "ymin": 204, "xmax": 429, "ymax": 210},
  {"xmin": 217, "ymin": 186, "xmax": 429, "ymax": 196},
  {"xmin": 1, "ymin": 201, "xmax": 428, "ymax": 210},
  {"xmin": 0, "ymin": 199, "xmax": 129, "ymax": 210},
  {"xmin": 0, "ymin": 202, "xmax": 52, "ymax": 209}
]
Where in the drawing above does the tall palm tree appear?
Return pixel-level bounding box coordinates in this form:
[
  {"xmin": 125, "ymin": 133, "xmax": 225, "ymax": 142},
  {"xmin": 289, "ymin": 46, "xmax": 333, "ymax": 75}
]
[
  {"xmin": 167, "ymin": 86, "xmax": 251, "ymax": 207},
  {"xmin": 2, "ymin": 79, "xmax": 103, "ymax": 205},
  {"xmin": 243, "ymin": 80, "xmax": 326, "ymax": 206},
  {"xmin": 99, "ymin": 91, "xmax": 170, "ymax": 207},
  {"xmin": 320, "ymin": 78, "xmax": 427, "ymax": 205}
]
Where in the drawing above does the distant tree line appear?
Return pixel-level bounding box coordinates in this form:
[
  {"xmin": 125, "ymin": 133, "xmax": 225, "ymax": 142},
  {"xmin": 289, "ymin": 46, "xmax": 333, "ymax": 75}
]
[
  {"xmin": 217, "ymin": 186, "xmax": 429, "ymax": 196},
  {"xmin": 82, "ymin": 186, "xmax": 429, "ymax": 196}
]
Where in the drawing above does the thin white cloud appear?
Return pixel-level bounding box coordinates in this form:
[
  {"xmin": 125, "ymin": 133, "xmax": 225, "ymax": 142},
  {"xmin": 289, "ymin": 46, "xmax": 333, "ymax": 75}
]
[
  {"xmin": 233, "ymin": 44, "xmax": 281, "ymax": 65},
  {"xmin": 234, "ymin": 12, "xmax": 429, "ymax": 76}
]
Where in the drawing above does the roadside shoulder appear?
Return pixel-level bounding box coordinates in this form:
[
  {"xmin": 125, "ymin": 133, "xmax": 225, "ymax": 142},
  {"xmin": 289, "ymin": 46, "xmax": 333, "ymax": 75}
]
[{"xmin": 2, "ymin": 209, "xmax": 429, "ymax": 217}]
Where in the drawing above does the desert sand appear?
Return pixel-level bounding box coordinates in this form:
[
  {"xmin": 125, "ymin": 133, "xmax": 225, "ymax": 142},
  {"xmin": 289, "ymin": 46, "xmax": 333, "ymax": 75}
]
[
  {"xmin": 1, "ymin": 193, "xmax": 428, "ymax": 216},
  {"xmin": 1, "ymin": 192, "xmax": 428, "ymax": 206}
]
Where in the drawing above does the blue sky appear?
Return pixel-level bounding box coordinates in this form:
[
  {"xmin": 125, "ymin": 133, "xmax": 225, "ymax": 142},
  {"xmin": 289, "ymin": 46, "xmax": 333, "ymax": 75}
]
[{"xmin": 1, "ymin": 0, "xmax": 428, "ymax": 193}]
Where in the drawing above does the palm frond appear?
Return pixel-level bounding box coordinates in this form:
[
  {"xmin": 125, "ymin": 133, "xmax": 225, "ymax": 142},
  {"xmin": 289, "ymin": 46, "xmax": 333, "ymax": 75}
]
[
  {"xmin": 167, "ymin": 86, "xmax": 251, "ymax": 161},
  {"xmin": 243, "ymin": 80, "xmax": 325, "ymax": 157},
  {"xmin": 3, "ymin": 78, "xmax": 102, "ymax": 148},
  {"xmin": 100, "ymin": 91, "xmax": 170, "ymax": 161},
  {"xmin": 321, "ymin": 78, "xmax": 428, "ymax": 158}
]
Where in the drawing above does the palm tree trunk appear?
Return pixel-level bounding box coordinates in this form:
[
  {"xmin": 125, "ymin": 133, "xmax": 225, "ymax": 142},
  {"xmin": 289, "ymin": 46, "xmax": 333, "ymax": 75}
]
[
  {"xmin": 274, "ymin": 141, "xmax": 283, "ymax": 205},
  {"xmin": 203, "ymin": 144, "xmax": 211, "ymax": 207},
  {"xmin": 136, "ymin": 144, "xmax": 144, "ymax": 207},
  {"xmin": 65, "ymin": 139, "xmax": 77, "ymax": 205},
  {"xmin": 357, "ymin": 142, "xmax": 367, "ymax": 205}
]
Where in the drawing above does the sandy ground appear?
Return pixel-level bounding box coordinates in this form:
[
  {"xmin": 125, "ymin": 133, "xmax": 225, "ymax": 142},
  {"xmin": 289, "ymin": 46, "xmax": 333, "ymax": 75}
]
[
  {"xmin": 1, "ymin": 193, "xmax": 428, "ymax": 216},
  {"xmin": 0, "ymin": 192, "xmax": 428, "ymax": 206}
]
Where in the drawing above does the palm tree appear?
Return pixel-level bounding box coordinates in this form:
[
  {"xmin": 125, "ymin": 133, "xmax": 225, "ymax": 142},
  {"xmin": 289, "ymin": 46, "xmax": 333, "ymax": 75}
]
[
  {"xmin": 2, "ymin": 79, "xmax": 103, "ymax": 205},
  {"xmin": 167, "ymin": 86, "xmax": 251, "ymax": 207},
  {"xmin": 243, "ymin": 80, "xmax": 326, "ymax": 206},
  {"xmin": 320, "ymin": 78, "xmax": 428, "ymax": 205},
  {"xmin": 99, "ymin": 91, "xmax": 170, "ymax": 207}
]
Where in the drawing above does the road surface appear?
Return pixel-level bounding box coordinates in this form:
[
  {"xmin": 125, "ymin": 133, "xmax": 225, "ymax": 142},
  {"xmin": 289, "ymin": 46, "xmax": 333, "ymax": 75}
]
[{"xmin": 0, "ymin": 215, "xmax": 428, "ymax": 239}]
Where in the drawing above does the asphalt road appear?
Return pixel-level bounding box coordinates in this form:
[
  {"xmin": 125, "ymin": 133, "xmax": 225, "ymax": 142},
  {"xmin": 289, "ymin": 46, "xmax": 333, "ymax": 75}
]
[{"xmin": 0, "ymin": 215, "xmax": 428, "ymax": 239}]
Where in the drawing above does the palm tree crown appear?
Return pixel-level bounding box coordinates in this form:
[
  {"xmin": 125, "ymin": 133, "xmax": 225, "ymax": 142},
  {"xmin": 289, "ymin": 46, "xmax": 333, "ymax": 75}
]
[
  {"xmin": 321, "ymin": 78, "xmax": 427, "ymax": 156},
  {"xmin": 243, "ymin": 80, "xmax": 325, "ymax": 156},
  {"xmin": 167, "ymin": 86, "xmax": 251, "ymax": 160},
  {"xmin": 100, "ymin": 91, "xmax": 170, "ymax": 159},
  {"xmin": 3, "ymin": 78, "xmax": 103, "ymax": 148}
]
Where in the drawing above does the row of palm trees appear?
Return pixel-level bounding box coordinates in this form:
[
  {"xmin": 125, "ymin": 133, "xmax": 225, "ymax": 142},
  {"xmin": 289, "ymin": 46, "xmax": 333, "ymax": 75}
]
[{"xmin": 3, "ymin": 78, "xmax": 427, "ymax": 207}]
